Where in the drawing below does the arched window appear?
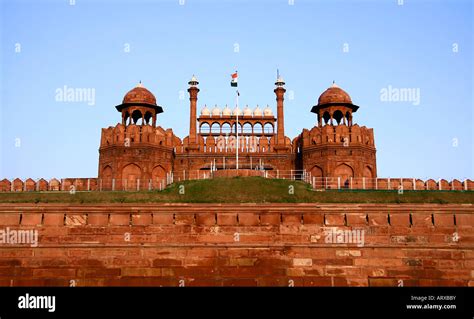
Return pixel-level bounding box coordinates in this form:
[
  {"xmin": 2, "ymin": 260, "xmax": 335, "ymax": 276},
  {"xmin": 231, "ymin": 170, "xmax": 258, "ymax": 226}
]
[
  {"xmin": 200, "ymin": 122, "xmax": 210, "ymax": 134},
  {"xmin": 253, "ymin": 123, "xmax": 263, "ymax": 134},
  {"xmin": 323, "ymin": 111, "xmax": 331, "ymax": 125},
  {"xmin": 264, "ymin": 123, "xmax": 274, "ymax": 134},
  {"xmin": 231, "ymin": 123, "xmax": 243, "ymax": 134},
  {"xmin": 221, "ymin": 122, "xmax": 231, "ymax": 134},
  {"xmin": 131, "ymin": 110, "xmax": 142, "ymax": 125},
  {"xmin": 333, "ymin": 110, "xmax": 344, "ymax": 125},
  {"xmin": 144, "ymin": 111, "xmax": 153, "ymax": 125},
  {"xmin": 211, "ymin": 122, "xmax": 220, "ymax": 134},
  {"xmin": 243, "ymin": 122, "xmax": 252, "ymax": 134}
]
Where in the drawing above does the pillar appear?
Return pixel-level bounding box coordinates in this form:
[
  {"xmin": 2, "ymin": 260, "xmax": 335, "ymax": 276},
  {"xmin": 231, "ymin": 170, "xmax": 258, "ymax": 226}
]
[{"xmin": 274, "ymin": 86, "xmax": 286, "ymax": 145}]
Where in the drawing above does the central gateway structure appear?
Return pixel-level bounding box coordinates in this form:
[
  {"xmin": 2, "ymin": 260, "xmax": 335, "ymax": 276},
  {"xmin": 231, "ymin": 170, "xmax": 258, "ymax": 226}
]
[{"xmin": 98, "ymin": 76, "xmax": 377, "ymax": 189}]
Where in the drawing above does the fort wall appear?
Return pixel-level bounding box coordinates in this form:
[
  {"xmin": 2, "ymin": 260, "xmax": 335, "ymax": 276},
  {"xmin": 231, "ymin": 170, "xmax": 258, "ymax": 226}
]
[{"xmin": 0, "ymin": 203, "xmax": 472, "ymax": 287}]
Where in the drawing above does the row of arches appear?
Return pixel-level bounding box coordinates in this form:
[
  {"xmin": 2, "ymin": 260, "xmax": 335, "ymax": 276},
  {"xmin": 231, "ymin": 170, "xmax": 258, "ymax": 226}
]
[
  {"xmin": 201, "ymin": 135, "xmax": 274, "ymax": 153},
  {"xmin": 318, "ymin": 110, "xmax": 353, "ymax": 126},
  {"xmin": 310, "ymin": 164, "xmax": 374, "ymax": 180},
  {"xmin": 102, "ymin": 163, "xmax": 167, "ymax": 190},
  {"xmin": 199, "ymin": 122, "xmax": 275, "ymax": 135},
  {"xmin": 122, "ymin": 109, "xmax": 156, "ymax": 126}
]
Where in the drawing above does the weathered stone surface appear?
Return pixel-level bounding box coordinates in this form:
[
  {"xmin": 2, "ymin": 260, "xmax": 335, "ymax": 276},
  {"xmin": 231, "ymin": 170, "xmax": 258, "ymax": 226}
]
[{"xmin": 0, "ymin": 203, "xmax": 471, "ymax": 287}]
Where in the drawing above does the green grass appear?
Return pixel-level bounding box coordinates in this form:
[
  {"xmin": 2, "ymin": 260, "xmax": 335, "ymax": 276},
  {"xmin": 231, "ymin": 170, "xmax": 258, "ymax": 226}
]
[{"xmin": 0, "ymin": 177, "xmax": 472, "ymax": 204}]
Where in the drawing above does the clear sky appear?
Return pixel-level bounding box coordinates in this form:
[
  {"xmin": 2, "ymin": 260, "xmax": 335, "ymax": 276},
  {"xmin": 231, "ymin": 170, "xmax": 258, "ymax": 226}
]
[{"xmin": 1, "ymin": 0, "xmax": 472, "ymax": 180}]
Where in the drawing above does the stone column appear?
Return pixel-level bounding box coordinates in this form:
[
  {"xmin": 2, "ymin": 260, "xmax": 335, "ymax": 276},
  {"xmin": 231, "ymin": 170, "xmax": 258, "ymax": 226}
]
[
  {"xmin": 188, "ymin": 86, "xmax": 199, "ymax": 144},
  {"xmin": 274, "ymin": 86, "xmax": 286, "ymax": 145}
]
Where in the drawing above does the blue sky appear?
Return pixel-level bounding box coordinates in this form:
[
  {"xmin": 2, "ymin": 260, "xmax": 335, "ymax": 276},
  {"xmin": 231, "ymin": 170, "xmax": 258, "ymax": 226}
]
[{"xmin": 1, "ymin": 0, "xmax": 472, "ymax": 180}]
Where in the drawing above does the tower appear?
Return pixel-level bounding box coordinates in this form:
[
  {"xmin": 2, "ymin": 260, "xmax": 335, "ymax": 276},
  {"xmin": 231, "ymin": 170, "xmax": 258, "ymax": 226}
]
[
  {"xmin": 274, "ymin": 74, "xmax": 288, "ymax": 151},
  {"xmin": 98, "ymin": 82, "xmax": 175, "ymax": 190},
  {"xmin": 187, "ymin": 75, "xmax": 199, "ymax": 148},
  {"xmin": 297, "ymin": 82, "xmax": 377, "ymax": 187}
]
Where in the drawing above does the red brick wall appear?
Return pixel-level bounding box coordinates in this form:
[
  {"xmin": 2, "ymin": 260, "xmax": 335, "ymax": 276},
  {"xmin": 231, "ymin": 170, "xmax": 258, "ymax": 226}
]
[{"xmin": 0, "ymin": 203, "xmax": 472, "ymax": 287}]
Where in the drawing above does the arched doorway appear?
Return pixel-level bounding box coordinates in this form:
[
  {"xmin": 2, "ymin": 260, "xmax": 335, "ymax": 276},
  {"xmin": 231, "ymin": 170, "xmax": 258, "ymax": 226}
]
[
  {"xmin": 363, "ymin": 166, "xmax": 374, "ymax": 189},
  {"xmin": 102, "ymin": 165, "xmax": 113, "ymax": 190},
  {"xmin": 152, "ymin": 165, "xmax": 166, "ymax": 189},
  {"xmin": 310, "ymin": 165, "xmax": 323, "ymax": 188},
  {"xmin": 122, "ymin": 163, "xmax": 141, "ymax": 191},
  {"xmin": 334, "ymin": 163, "xmax": 354, "ymax": 189}
]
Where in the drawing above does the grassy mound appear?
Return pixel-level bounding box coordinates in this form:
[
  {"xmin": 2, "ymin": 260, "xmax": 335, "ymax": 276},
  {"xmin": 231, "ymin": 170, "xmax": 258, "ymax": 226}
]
[{"xmin": 0, "ymin": 177, "xmax": 472, "ymax": 204}]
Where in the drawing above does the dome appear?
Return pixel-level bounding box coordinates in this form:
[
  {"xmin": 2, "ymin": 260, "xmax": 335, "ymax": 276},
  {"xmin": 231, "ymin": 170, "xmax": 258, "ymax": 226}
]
[
  {"xmin": 201, "ymin": 105, "xmax": 210, "ymax": 116},
  {"xmin": 253, "ymin": 105, "xmax": 262, "ymax": 116},
  {"xmin": 233, "ymin": 106, "xmax": 242, "ymax": 116},
  {"xmin": 263, "ymin": 105, "xmax": 273, "ymax": 116},
  {"xmin": 243, "ymin": 105, "xmax": 252, "ymax": 116},
  {"xmin": 122, "ymin": 82, "xmax": 157, "ymax": 105},
  {"xmin": 318, "ymin": 82, "xmax": 352, "ymax": 105},
  {"xmin": 222, "ymin": 105, "xmax": 232, "ymax": 116},
  {"xmin": 211, "ymin": 105, "xmax": 221, "ymax": 116}
]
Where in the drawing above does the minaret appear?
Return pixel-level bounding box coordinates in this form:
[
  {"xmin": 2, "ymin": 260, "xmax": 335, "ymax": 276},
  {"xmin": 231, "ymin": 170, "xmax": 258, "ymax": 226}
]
[
  {"xmin": 187, "ymin": 75, "xmax": 199, "ymax": 145},
  {"xmin": 274, "ymin": 75, "xmax": 286, "ymax": 146}
]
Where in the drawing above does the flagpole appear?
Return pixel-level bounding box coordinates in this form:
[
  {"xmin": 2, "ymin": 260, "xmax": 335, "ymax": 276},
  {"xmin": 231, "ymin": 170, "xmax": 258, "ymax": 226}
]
[{"xmin": 236, "ymin": 90, "xmax": 239, "ymax": 170}]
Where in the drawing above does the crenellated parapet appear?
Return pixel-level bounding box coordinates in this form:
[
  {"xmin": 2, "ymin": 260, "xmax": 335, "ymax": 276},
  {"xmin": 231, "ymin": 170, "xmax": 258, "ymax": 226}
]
[
  {"xmin": 299, "ymin": 124, "xmax": 375, "ymax": 148},
  {"xmin": 100, "ymin": 123, "xmax": 180, "ymax": 149},
  {"xmin": 298, "ymin": 124, "xmax": 377, "ymax": 179}
]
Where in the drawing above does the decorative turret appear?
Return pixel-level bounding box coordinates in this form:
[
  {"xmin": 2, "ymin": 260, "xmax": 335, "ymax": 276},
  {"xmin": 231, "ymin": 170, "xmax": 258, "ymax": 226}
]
[
  {"xmin": 115, "ymin": 82, "xmax": 163, "ymax": 127},
  {"xmin": 311, "ymin": 82, "xmax": 359, "ymax": 126}
]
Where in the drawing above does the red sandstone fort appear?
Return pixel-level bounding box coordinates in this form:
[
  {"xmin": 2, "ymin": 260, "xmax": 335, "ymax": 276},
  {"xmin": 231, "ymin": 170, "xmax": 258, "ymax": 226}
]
[
  {"xmin": 0, "ymin": 76, "xmax": 472, "ymax": 288},
  {"xmin": 1, "ymin": 75, "xmax": 471, "ymax": 191},
  {"xmin": 98, "ymin": 76, "xmax": 376, "ymax": 188}
]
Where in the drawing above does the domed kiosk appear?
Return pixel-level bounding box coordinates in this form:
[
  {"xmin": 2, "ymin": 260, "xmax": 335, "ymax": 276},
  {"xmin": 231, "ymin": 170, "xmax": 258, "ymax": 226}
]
[{"xmin": 115, "ymin": 82, "xmax": 163, "ymax": 127}]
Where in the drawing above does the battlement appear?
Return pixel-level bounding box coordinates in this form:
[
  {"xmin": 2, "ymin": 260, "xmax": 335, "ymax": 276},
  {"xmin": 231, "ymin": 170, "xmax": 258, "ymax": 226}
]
[
  {"xmin": 299, "ymin": 124, "xmax": 375, "ymax": 148},
  {"xmin": 100, "ymin": 123, "xmax": 181, "ymax": 149}
]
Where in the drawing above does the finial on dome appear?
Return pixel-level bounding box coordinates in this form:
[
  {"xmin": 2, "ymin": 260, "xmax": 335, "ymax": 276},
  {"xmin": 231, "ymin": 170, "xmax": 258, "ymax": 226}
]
[
  {"xmin": 331, "ymin": 81, "xmax": 339, "ymax": 88},
  {"xmin": 136, "ymin": 81, "xmax": 143, "ymax": 88}
]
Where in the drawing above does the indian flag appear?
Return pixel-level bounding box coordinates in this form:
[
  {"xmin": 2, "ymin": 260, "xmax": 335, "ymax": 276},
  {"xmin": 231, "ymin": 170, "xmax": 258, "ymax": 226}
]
[{"xmin": 231, "ymin": 71, "xmax": 238, "ymax": 87}]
